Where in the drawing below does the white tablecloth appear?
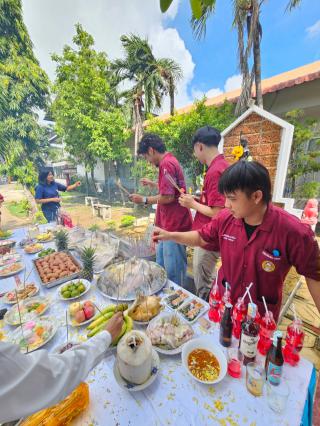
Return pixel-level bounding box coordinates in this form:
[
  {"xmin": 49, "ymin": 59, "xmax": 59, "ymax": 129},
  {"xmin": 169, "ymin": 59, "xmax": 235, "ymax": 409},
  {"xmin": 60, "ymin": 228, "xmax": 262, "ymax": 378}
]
[{"xmin": 0, "ymin": 226, "xmax": 313, "ymax": 426}]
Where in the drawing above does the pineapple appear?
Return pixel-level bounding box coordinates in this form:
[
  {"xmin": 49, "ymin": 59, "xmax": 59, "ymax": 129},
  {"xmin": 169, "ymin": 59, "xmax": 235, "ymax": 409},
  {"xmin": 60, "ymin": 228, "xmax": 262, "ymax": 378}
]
[
  {"xmin": 80, "ymin": 247, "xmax": 96, "ymax": 282},
  {"xmin": 54, "ymin": 229, "xmax": 69, "ymax": 251}
]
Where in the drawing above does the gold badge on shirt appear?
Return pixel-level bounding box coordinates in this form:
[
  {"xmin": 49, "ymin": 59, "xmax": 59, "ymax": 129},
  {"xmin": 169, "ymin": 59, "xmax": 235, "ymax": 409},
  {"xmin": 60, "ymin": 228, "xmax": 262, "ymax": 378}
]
[{"xmin": 262, "ymin": 260, "xmax": 276, "ymax": 272}]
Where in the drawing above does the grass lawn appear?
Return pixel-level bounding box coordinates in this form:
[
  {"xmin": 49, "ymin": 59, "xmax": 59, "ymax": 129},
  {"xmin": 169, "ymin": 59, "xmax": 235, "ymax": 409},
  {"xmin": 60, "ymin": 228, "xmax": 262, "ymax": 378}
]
[{"xmin": 6, "ymin": 202, "xmax": 29, "ymax": 218}]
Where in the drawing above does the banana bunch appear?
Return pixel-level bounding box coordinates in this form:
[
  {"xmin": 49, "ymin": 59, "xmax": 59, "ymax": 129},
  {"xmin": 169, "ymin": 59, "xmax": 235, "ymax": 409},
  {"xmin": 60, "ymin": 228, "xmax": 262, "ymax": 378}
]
[{"xmin": 86, "ymin": 303, "xmax": 133, "ymax": 345}]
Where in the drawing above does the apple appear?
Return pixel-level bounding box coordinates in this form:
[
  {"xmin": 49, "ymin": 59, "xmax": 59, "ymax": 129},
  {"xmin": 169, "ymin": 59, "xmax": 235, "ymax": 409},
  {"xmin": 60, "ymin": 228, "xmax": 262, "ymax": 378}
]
[
  {"xmin": 83, "ymin": 306, "xmax": 95, "ymax": 320},
  {"xmin": 74, "ymin": 309, "xmax": 86, "ymax": 323},
  {"xmin": 83, "ymin": 301, "xmax": 94, "ymax": 309}
]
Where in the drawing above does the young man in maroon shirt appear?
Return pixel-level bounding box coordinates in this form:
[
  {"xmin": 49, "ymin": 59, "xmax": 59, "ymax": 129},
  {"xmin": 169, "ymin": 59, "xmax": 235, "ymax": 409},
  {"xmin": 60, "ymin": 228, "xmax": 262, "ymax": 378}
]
[
  {"xmin": 154, "ymin": 161, "xmax": 320, "ymax": 321},
  {"xmin": 179, "ymin": 126, "xmax": 229, "ymax": 299},
  {"xmin": 130, "ymin": 133, "xmax": 192, "ymax": 286}
]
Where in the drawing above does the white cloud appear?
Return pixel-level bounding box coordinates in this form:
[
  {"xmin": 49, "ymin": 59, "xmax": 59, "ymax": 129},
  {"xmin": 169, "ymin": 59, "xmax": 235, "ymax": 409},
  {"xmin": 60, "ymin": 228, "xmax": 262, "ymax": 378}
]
[
  {"xmin": 224, "ymin": 74, "xmax": 242, "ymax": 92},
  {"xmin": 21, "ymin": 0, "xmax": 194, "ymax": 114},
  {"xmin": 191, "ymin": 73, "xmax": 242, "ymax": 102},
  {"xmin": 306, "ymin": 20, "xmax": 320, "ymax": 38}
]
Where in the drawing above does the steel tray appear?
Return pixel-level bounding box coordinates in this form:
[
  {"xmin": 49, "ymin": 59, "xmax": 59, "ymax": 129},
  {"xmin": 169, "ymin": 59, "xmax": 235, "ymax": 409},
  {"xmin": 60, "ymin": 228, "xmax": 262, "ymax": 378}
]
[{"xmin": 32, "ymin": 251, "xmax": 83, "ymax": 289}]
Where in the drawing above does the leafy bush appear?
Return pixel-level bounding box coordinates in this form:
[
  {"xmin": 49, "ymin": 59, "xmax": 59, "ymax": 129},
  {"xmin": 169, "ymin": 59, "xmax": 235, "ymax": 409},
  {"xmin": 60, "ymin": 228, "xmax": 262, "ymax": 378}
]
[
  {"xmin": 34, "ymin": 210, "xmax": 47, "ymax": 224},
  {"xmin": 105, "ymin": 220, "xmax": 116, "ymax": 231},
  {"xmin": 120, "ymin": 215, "xmax": 135, "ymax": 228},
  {"xmin": 88, "ymin": 224, "xmax": 100, "ymax": 232}
]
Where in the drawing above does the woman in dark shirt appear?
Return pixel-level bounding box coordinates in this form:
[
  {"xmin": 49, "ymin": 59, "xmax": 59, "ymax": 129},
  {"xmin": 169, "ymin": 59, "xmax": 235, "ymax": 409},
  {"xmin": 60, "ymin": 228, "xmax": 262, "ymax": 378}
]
[{"xmin": 35, "ymin": 171, "xmax": 81, "ymax": 222}]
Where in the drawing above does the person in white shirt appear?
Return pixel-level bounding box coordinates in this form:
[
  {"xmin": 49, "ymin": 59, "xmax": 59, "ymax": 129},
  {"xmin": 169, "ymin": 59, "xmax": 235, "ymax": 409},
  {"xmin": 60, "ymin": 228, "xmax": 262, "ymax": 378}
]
[{"xmin": 0, "ymin": 312, "xmax": 123, "ymax": 423}]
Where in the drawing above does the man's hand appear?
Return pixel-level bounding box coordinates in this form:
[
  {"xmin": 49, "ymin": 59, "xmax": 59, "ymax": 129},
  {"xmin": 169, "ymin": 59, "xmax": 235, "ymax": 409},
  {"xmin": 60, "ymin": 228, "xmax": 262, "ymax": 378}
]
[
  {"xmin": 140, "ymin": 178, "xmax": 155, "ymax": 188},
  {"xmin": 152, "ymin": 226, "xmax": 172, "ymax": 242},
  {"xmin": 105, "ymin": 312, "xmax": 124, "ymax": 342},
  {"xmin": 74, "ymin": 181, "xmax": 81, "ymax": 187},
  {"xmin": 51, "ymin": 198, "xmax": 61, "ymax": 203},
  {"xmin": 129, "ymin": 193, "xmax": 144, "ymax": 204},
  {"xmin": 179, "ymin": 193, "xmax": 195, "ymax": 209}
]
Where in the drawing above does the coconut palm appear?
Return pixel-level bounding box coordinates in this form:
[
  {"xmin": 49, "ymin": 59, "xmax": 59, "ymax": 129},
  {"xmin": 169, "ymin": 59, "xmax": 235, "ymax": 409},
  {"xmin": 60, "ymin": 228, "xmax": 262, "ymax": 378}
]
[
  {"xmin": 161, "ymin": 0, "xmax": 304, "ymax": 115},
  {"xmin": 112, "ymin": 34, "xmax": 182, "ymax": 163}
]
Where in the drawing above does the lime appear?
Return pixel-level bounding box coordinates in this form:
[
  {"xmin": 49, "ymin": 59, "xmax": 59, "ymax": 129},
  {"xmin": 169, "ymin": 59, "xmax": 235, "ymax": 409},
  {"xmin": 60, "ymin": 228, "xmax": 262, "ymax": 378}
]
[
  {"xmin": 71, "ymin": 290, "xmax": 79, "ymax": 297},
  {"xmin": 63, "ymin": 291, "xmax": 71, "ymax": 299}
]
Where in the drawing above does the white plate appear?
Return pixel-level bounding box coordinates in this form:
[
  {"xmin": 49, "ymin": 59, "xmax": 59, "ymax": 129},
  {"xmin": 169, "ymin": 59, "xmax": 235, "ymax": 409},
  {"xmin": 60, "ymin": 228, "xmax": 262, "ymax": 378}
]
[
  {"xmin": 0, "ymin": 262, "xmax": 24, "ymax": 278},
  {"xmin": 10, "ymin": 316, "xmax": 58, "ymax": 353},
  {"xmin": 4, "ymin": 296, "xmax": 50, "ymax": 325},
  {"xmin": 113, "ymin": 349, "xmax": 160, "ymax": 392},
  {"xmin": 58, "ymin": 279, "xmax": 91, "ymax": 301},
  {"xmin": 1, "ymin": 284, "xmax": 39, "ymax": 304},
  {"xmin": 24, "ymin": 245, "xmax": 43, "ymax": 255},
  {"xmin": 0, "ymin": 253, "xmax": 21, "ymax": 267},
  {"xmin": 67, "ymin": 306, "xmax": 98, "ymax": 327},
  {"xmin": 181, "ymin": 337, "xmax": 227, "ymax": 385},
  {"xmin": 146, "ymin": 313, "xmax": 194, "ymax": 356},
  {"xmin": 162, "ymin": 290, "xmax": 191, "ymax": 310}
]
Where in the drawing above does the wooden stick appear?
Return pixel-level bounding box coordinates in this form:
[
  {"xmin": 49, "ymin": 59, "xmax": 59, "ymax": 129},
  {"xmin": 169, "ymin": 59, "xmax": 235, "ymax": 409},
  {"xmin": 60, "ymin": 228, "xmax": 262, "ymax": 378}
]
[
  {"xmin": 66, "ymin": 310, "xmax": 69, "ymax": 344},
  {"xmin": 15, "ymin": 290, "xmax": 28, "ymax": 354}
]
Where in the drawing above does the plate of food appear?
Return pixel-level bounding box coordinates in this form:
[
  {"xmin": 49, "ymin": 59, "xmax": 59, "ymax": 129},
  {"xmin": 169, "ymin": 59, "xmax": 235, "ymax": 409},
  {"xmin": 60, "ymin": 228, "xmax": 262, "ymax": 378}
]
[
  {"xmin": 37, "ymin": 247, "xmax": 56, "ymax": 258},
  {"xmin": 0, "ymin": 251, "xmax": 21, "ymax": 267},
  {"xmin": 36, "ymin": 231, "xmax": 54, "ymax": 242},
  {"xmin": 1, "ymin": 283, "xmax": 39, "ymax": 304},
  {"xmin": 177, "ymin": 298, "xmax": 209, "ymax": 324},
  {"xmin": 182, "ymin": 337, "xmax": 227, "ymax": 385},
  {"xmin": 0, "ymin": 229, "xmax": 13, "ymax": 240},
  {"xmin": 146, "ymin": 314, "xmax": 194, "ymax": 355},
  {"xmin": 0, "ymin": 239, "xmax": 16, "ymax": 255},
  {"xmin": 10, "ymin": 316, "xmax": 58, "ymax": 353},
  {"xmin": 34, "ymin": 251, "xmax": 81, "ymax": 287},
  {"xmin": 162, "ymin": 289, "xmax": 190, "ymax": 310},
  {"xmin": 24, "ymin": 242, "xmax": 43, "ymax": 254},
  {"xmin": 58, "ymin": 279, "xmax": 91, "ymax": 301},
  {"xmin": 127, "ymin": 294, "xmax": 163, "ymax": 325},
  {"xmin": 0, "ymin": 262, "xmax": 24, "ymax": 278},
  {"xmin": 4, "ymin": 296, "xmax": 50, "ymax": 325},
  {"xmin": 68, "ymin": 300, "xmax": 96, "ymax": 326}
]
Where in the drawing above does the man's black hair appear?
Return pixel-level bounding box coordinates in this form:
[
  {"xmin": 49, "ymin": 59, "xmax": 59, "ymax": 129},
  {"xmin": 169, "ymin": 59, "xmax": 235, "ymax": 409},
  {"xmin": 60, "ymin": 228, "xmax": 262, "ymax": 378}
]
[
  {"xmin": 138, "ymin": 133, "xmax": 166, "ymax": 155},
  {"xmin": 192, "ymin": 126, "xmax": 221, "ymax": 147},
  {"xmin": 218, "ymin": 161, "xmax": 272, "ymax": 203}
]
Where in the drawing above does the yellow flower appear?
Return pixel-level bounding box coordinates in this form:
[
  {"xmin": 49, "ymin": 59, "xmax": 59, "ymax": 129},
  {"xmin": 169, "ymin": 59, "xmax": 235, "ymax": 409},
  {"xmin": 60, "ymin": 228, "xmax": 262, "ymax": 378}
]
[{"xmin": 232, "ymin": 145, "xmax": 244, "ymax": 160}]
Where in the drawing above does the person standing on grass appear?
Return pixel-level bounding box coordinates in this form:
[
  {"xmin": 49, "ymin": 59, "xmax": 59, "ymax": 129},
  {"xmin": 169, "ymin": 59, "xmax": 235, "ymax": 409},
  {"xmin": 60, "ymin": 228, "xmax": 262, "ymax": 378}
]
[
  {"xmin": 129, "ymin": 133, "xmax": 192, "ymax": 286},
  {"xmin": 35, "ymin": 170, "xmax": 81, "ymax": 223},
  {"xmin": 179, "ymin": 126, "xmax": 229, "ymax": 300}
]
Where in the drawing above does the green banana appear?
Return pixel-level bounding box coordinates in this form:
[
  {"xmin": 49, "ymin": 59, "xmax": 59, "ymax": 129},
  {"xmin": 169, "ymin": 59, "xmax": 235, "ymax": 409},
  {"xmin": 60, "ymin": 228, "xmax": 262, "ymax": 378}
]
[
  {"xmin": 87, "ymin": 311, "xmax": 114, "ymax": 331},
  {"xmin": 112, "ymin": 314, "xmax": 133, "ymax": 346},
  {"xmin": 87, "ymin": 319, "xmax": 109, "ymax": 338}
]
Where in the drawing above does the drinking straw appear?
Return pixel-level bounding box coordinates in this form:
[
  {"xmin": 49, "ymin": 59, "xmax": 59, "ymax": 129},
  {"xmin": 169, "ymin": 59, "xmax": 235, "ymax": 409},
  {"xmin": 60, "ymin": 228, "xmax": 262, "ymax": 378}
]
[
  {"xmin": 66, "ymin": 310, "xmax": 69, "ymax": 345},
  {"xmin": 240, "ymin": 282, "xmax": 253, "ymax": 303},
  {"xmin": 262, "ymin": 296, "xmax": 270, "ymax": 321},
  {"xmin": 291, "ymin": 303, "xmax": 298, "ymax": 322}
]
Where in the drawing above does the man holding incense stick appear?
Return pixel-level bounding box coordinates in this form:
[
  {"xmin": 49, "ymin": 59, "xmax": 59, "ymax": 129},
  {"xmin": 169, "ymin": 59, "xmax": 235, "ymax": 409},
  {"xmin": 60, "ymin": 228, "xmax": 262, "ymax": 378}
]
[
  {"xmin": 153, "ymin": 161, "xmax": 320, "ymax": 320},
  {"xmin": 179, "ymin": 126, "xmax": 229, "ymax": 300},
  {"xmin": 130, "ymin": 133, "xmax": 192, "ymax": 286}
]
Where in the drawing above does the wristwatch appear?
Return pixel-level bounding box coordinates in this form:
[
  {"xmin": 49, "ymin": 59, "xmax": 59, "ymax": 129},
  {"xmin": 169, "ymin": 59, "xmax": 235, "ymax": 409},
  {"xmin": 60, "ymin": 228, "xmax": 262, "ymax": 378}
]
[{"xmin": 142, "ymin": 196, "xmax": 148, "ymax": 205}]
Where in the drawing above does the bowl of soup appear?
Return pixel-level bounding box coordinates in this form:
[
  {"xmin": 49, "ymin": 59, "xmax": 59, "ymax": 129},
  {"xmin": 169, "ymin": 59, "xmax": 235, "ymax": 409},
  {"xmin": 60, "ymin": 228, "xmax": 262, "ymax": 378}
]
[{"xmin": 182, "ymin": 337, "xmax": 227, "ymax": 385}]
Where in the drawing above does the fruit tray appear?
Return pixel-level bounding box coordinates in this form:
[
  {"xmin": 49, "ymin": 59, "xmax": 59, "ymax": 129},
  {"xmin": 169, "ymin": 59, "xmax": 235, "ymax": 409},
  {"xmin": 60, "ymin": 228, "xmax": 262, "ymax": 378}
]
[{"xmin": 33, "ymin": 251, "xmax": 83, "ymax": 289}]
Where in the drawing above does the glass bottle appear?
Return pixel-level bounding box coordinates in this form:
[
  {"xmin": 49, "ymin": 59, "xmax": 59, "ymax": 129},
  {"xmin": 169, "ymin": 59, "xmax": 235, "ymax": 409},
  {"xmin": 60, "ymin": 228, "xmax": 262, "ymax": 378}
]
[
  {"xmin": 283, "ymin": 319, "xmax": 305, "ymax": 366},
  {"xmin": 239, "ymin": 302, "xmax": 260, "ymax": 365},
  {"xmin": 265, "ymin": 331, "xmax": 284, "ymax": 386},
  {"xmin": 258, "ymin": 311, "xmax": 277, "ymax": 355},
  {"xmin": 219, "ymin": 302, "xmax": 233, "ymax": 347},
  {"xmin": 232, "ymin": 297, "xmax": 247, "ymax": 339},
  {"xmin": 208, "ymin": 280, "xmax": 221, "ymax": 322}
]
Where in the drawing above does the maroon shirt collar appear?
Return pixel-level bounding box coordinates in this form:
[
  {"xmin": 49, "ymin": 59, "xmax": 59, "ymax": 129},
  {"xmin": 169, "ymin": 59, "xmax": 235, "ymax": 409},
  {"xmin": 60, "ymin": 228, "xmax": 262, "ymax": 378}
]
[
  {"xmin": 233, "ymin": 203, "xmax": 274, "ymax": 233},
  {"xmin": 207, "ymin": 154, "xmax": 224, "ymax": 170}
]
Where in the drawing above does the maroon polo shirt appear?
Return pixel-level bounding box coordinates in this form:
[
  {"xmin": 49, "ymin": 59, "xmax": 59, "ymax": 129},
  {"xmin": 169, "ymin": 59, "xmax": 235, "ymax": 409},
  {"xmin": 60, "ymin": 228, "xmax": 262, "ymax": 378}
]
[
  {"xmin": 156, "ymin": 153, "xmax": 192, "ymax": 232},
  {"xmin": 198, "ymin": 204, "xmax": 320, "ymax": 321},
  {"xmin": 193, "ymin": 154, "xmax": 229, "ymax": 230}
]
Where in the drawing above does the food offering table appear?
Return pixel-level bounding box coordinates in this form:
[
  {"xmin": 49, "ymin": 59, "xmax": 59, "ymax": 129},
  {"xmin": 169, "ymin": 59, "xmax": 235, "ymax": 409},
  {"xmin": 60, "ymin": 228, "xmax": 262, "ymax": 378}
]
[{"xmin": 0, "ymin": 226, "xmax": 315, "ymax": 426}]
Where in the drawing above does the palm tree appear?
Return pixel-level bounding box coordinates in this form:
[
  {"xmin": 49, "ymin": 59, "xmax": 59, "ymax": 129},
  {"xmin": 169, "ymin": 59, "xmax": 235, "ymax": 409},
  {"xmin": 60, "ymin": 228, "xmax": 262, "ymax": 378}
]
[
  {"xmin": 112, "ymin": 34, "xmax": 182, "ymax": 164},
  {"xmin": 161, "ymin": 0, "xmax": 304, "ymax": 115}
]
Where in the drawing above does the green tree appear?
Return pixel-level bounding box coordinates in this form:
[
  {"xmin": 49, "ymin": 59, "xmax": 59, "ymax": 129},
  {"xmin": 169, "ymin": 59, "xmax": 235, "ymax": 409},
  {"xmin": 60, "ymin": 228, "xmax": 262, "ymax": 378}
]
[
  {"xmin": 52, "ymin": 24, "xmax": 131, "ymax": 188},
  {"xmin": 146, "ymin": 100, "xmax": 234, "ymax": 182},
  {"xmin": 0, "ymin": 0, "xmax": 49, "ymax": 184},
  {"xmin": 285, "ymin": 110, "xmax": 320, "ymax": 199},
  {"xmin": 112, "ymin": 34, "xmax": 183, "ymax": 168}
]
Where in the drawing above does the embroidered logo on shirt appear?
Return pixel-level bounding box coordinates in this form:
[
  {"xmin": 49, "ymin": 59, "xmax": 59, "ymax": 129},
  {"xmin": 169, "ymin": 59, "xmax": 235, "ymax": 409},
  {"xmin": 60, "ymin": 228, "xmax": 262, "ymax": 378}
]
[
  {"xmin": 222, "ymin": 234, "xmax": 236, "ymax": 242},
  {"xmin": 262, "ymin": 260, "xmax": 276, "ymax": 272}
]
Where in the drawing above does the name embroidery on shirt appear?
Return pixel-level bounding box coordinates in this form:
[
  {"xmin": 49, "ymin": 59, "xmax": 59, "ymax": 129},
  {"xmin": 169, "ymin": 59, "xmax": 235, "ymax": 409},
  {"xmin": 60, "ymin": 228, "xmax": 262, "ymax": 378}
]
[{"xmin": 222, "ymin": 234, "xmax": 236, "ymax": 242}]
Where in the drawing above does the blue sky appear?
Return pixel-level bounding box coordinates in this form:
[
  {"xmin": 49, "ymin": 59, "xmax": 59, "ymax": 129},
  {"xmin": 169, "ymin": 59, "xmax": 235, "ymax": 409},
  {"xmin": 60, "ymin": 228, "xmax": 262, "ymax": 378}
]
[{"xmin": 165, "ymin": 0, "xmax": 320, "ymax": 99}]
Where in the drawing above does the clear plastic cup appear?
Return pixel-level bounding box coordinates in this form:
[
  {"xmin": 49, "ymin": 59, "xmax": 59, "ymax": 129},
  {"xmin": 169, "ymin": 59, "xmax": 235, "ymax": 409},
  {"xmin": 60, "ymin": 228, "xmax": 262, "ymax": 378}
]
[
  {"xmin": 266, "ymin": 380, "xmax": 290, "ymax": 413},
  {"xmin": 227, "ymin": 348, "xmax": 244, "ymax": 378},
  {"xmin": 246, "ymin": 362, "xmax": 266, "ymax": 397}
]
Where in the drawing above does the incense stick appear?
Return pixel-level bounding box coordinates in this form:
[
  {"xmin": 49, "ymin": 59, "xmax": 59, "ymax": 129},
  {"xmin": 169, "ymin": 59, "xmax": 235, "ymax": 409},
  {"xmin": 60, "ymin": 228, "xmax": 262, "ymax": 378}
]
[
  {"xmin": 15, "ymin": 290, "xmax": 28, "ymax": 354},
  {"xmin": 65, "ymin": 310, "xmax": 69, "ymax": 345},
  {"xmin": 115, "ymin": 178, "xmax": 130, "ymax": 196},
  {"xmin": 164, "ymin": 169, "xmax": 184, "ymax": 194}
]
